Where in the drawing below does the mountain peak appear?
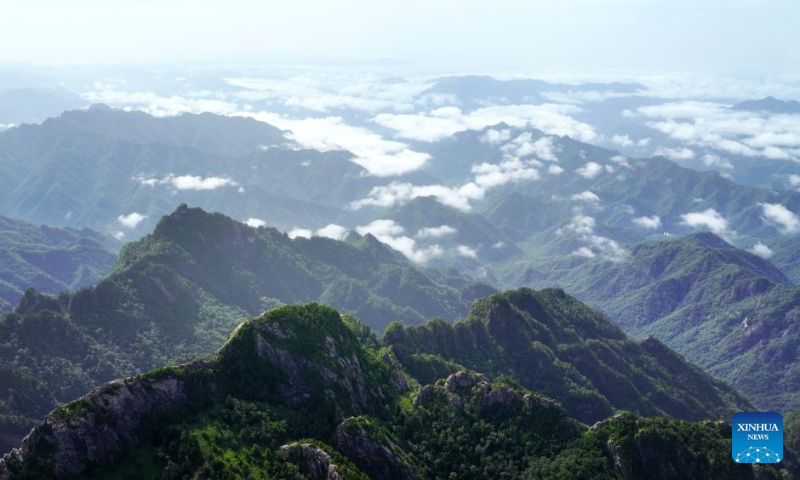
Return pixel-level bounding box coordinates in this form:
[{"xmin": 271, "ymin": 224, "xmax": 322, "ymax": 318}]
[
  {"xmin": 88, "ymin": 103, "xmax": 112, "ymax": 111},
  {"xmin": 678, "ymin": 231, "xmax": 732, "ymax": 249},
  {"xmin": 0, "ymin": 303, "xmax": 410, "ymax": 479},
  {"xmin": 731, "ymin": 96, "xmax": 800, "ymax": 114}
]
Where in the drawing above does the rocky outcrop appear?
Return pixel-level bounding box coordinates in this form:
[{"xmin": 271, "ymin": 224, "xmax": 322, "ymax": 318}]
[
  {"xmin": 0, "ymin": 363, "xmax": 203, "ymax": 479},
  {"xmin": 443, "ymin": 370, "xmax": 486, "ymax": 391},
  {"xmin": 334, "ymin": 417, "xmax": 418, "ymax": 480},
  {"xmin": 221, "ymin": 307, "xmax": 410, "ymax": 417},
  {"xmin": 426, "ymin": 371, "xmax": 564, "ymax": 416},
  {"xmin": 380, "ymin": 350, "xmax": 410, "ymax": 392},
  {"xmin": 280, "ymin": 443, "xmax": 342, "ymax": 480},
  {"xmin": 1, "ymin": 304, "xmax": 412, "ymax": 479}
]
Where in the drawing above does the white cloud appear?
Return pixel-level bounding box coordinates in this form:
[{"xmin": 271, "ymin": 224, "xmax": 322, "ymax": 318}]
[
  {"xmin": 373, "ymin": 103, "xmax": 596, "ymax": 143},
  {"xmin": 315, "ymin": 223, "xmax": 349, "ymax": 240},
  {"xmin": 558, "ymin": 214, "xmax": 628, "ymax": 262},
  {"xmin": 227, "ymin": 75, "xmax": 431, "ymax": 113},
  {"xmin": 472, "ymin": 158, "xmax": 540, "ymax": 188},
  {"xmin": 611, "ymin": 134, "xmax": 634, "ymax": 147},
  {"xmin": 540, "ymin": 89, "xmax": 635, "ymax": 104},
  {"xmin": 173, "ymin": 175, "xmax": 238, "ymax": 190},
  {"xmin": 571, "ymin": 191, "xmax": 600, "ymax": 203},
  {"xmin": 655, "ymin": 146, "xmax": 696, "ymax": 160},
  {"xmin": 351, "ymin": 155, "xmax": 541, "ymax": 212},
  {"xmin": 609, "ymin": 155, "xmax": 632, "ymax": 169},
  {"xmin": 701, "ymin": 154, "xmax": 733, "ymax": 169},
  {"xmin": 640, "ymin": 101, "xmax": 800, "ymax": 163},
  {"xmin": 548, "ymin": 164, "xmax": 564, "ymax": 175},
  {"xmin": 610, "ymin": 135, "xmax": 648, "ymax": 148},
  {"xmin": 241, "ymin": 112, "xmax": 429, "ymax": 176},
  {"xmin": 355, "ymin": 219, "xmax": 443, "ymax": 264},
  {"xmin": 500, "ymin": 134, "xmax": 560, "ymax": 162},
  {"xmin": 759, "ymin": 203, "xmax": 800, "ymax": 234},
  {"xmin": 576, "ymin": 162, "xmax": 603, "ymax": 179},
  {"xmin": 288, "ymin": 228, "xmax": 313, "ymax": 239},
  {"xmin": 112, "ymin": 231, "xmax": 126, "ymax": 241},
  {"xmin": 134, "ymin": 174, "xmax": 239, "ymax": 191},
  {"xmin": 789, "ymin": 174, "xmax": 800, "ymax": 190},
  {"xmin": 117, "ymin": 212, "xmax": 147, "ymax": 229},
  {"xmin": 82, "ymin": 89, "xmax": 240, "ymax": 117},
  {"xmin": 680, "ymin": 208, "xmax": 728, "ymax": 234},
  {"xmin": 287, "ymin": 223, "xmax": 350, "ymax": 241},
  {"xmin": 633, "ymin": 215, "xmax": 662, "ymax": 229},
  {"xmin": 572, "ymin": 246, "xmax": 596, "ymax": 259},
  {"xmin": 558, "ymin": 214, "xmax": 596, "ymax": 235},
  {"xmin": 749, "ymin": 242, "xmax": 774, "ymax": 259},
  {"xmin": 456, "ymin": 245, "xmax": 478, "ymax": 259},
  {"xmin": 356, "ymin": 219, "xmax": 406, "ymax": 238},
  {"xmin": 480, "ymin": 128, "xmax": 511, "ymax": 144},
  {"xmin": 416, "ymin": 225, "xmax": 458, "ymax": 239},
  {"xmin": 245, "ymin": 218, "xmax": 267, "ymax": 228}
]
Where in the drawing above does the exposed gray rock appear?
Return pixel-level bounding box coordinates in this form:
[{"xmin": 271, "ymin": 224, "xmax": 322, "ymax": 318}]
[
  {"xmin": 280, "ymin": 443, "xmax": 342, "ymax": 480},
  {"xmin": 413, "ymin": 384, "xmax": 435, "ymax": 407},
  {"xmin": 523, "ymin": 393, "xmax": 559, "ymax": 410},
  {"xmin": 444, "ymin": 370, "xmax": 486, "ymax": 391},
  {"xmin": 334, "ymin": 418, "xmax": 418, "ymax": 480},
  {"xmin": 380, "ymin": 350, "xmax": 410, "ymax": 392},
  {"xmin": 479, "ymin": 385, "xmax": 518, "ymax": 411},
  {"xmin": 252, "ymin": 329, "xmax": 373, "ymax": 415},
  {"xmin": 607, "ymin": 439, "xmax": 634, "ymax": 480},
  {"xmin": 0, "ymin": 363, "xmax": 202, "ymax": 479}
]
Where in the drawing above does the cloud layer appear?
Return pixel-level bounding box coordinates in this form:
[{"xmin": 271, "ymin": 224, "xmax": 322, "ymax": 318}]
[
  {"xmin": 639, "ymin": 101, "xmax": 800, "ymax": 163},
  {"xmin": 374, "ymin": 104, "xmax": 597, "ymax": 143},
  {"xmin": 243, "ymin": 112, "xmax": 429, "ymax": 176}
]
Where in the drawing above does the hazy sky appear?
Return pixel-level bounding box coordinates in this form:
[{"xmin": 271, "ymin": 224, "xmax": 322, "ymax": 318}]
[{"xmin": 1, "ymin": 0, "xmax": 798, "ymax": 75}]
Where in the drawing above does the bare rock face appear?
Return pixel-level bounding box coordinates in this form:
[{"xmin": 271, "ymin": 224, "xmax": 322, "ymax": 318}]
[
  {"xmin": 0, "ymin": 365, "xmax": 198, "ymax": 479},
  {"xmin": 222, "ymin": 309, "xmax": 409, "ymax": 417},
  {"xmin": 334, "ymin": 417, "xmax": 418, "ymax": 480},
  {"xmin": 280, "ymin": 443, "xmax": 342, "ymax": 480},
  {"xmin": 380, "ymin": 350, "xmax": 410, "ymax": 392},
  {"xmin": 444, "ymin": 370, "xmax": 486, "ymax": 391},
  {"xmin": 0, "ymin": 305, "xmax": 412, "ymax": 479}
]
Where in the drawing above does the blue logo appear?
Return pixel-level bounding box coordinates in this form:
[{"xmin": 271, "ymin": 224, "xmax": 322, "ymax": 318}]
[{"xmin": 732, "ymin": 412, "xmax": 783, "ymax": 463}]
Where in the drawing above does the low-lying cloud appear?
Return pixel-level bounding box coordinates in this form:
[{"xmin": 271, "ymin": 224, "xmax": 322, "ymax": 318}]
[
  {"xmin": 288, "ymin": 223, "xmax": 349, "ymax": 241},
  {"xmin": 242, "ymin": 112, "xmax": 429, "ymax": 176},
  {"xmin": 760, "ymin": 203, "xmax": 800, "ymax": 234},
  {"xmin": 351, "ymin": 157, "xmax": 543, "ymax": 212},
  {"xmin": 415, "ymin": 225, "xmax": 458, "ymax": 239},
  {"xmin": 356, "ymin": 219, "xmax": 443, "ymax": 264},
  {"xmin": 373, "ymin": 104, "xmax": 597, "ymax": 143},
  {"xmin": 632, "ymin": 215, "xmax": 662, "ymax": 229},
  {"xmin": 749, "ymin": 242, "xmax": 775, "ymax": 259},
  {"xmin": 135, "ymin": 174, "xmax": 240, "ymax": 191},
  {"xmin": 558, "ymin": 214, "xmax": 628, "ymax": 262},
  {"xmin": 680, "ymin": 208, "xmax": 728, "ymax": 234},
  {"xmin": 639, "ymin": 101, "xmax": 800, "ymax": 163},
  {"xmin": 117, "ymin": 212, "xmax": 147, "ymax": 229},
  {"xmin": 245, "ymin": 218, "xmax": 267, "ymax": 228}
]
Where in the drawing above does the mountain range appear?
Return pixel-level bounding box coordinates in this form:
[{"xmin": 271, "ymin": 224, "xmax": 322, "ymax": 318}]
[
  {"xmin": 0, "ymin": 207, "xmax": 758, "ymax": 459},
  {"xmin": 500, "ymin": 231, "xmax": 800, "ymax": 413},
  {"xmin": 3, "ymin": 301, "xmax": 791, "ymax": 479},
  {"xmin": 0, "ymin": 101, "xmax": 799, "ymax": 476},
  {"xmin": 0, "ymin": 216, "xmax": 118, "ymax": 312},
  {"xmin": 0, "ymin": 205, "xmax": 488, "ymax": 454}
]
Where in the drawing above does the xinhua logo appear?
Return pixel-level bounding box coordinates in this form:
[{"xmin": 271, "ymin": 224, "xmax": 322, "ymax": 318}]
[{"xmin": 732, "ymin": 412, "xmax": 783, "ymax": 464}]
